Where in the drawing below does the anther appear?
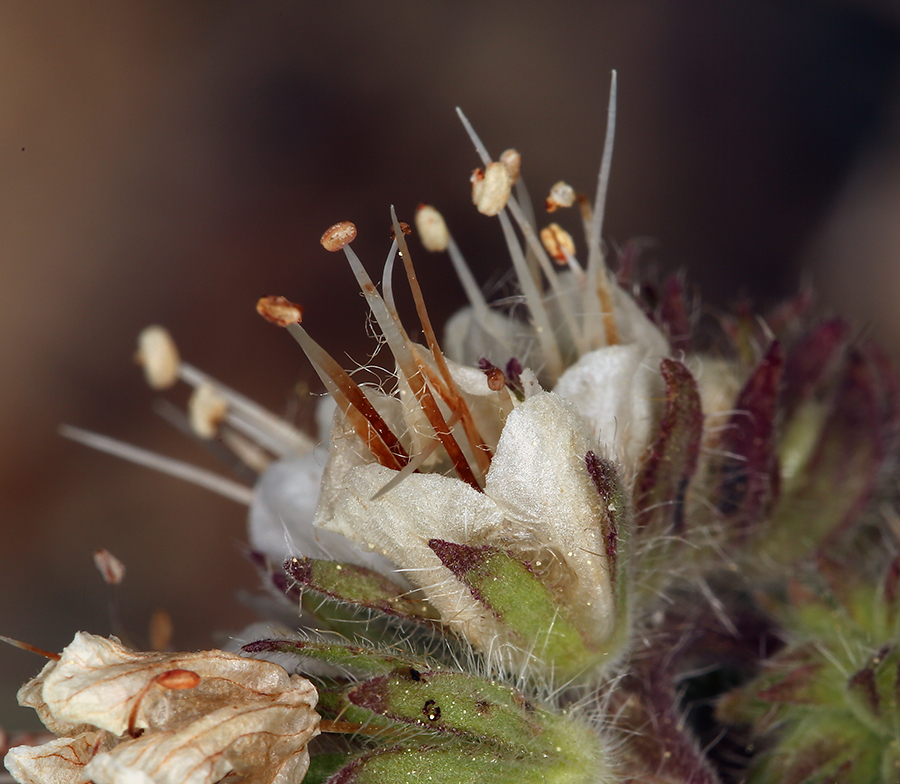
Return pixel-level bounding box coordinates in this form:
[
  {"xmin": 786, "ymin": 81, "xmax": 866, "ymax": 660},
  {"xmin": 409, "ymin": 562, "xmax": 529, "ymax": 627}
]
[
  {"xmin": 540, "ymin": 223, "xmax": 576, "ymax": 265},
  {"xmin": 471, "ymin": 162, "xmax": 513, "ymax": 217},
  {"xmin": 136, "ymin": 325, "xmax": 180, "ymax": 390},
  {"xmin": 320, "ymin": 221, "xmax": 358, "ymax": 251},
  {"xmin": 414, "ymin": 204, "xmax": 450, "ymax": 252},
  {"xmin": 546, "ymin": 181, "xmax": 576, "ymax": 213},
  {"xmin": 256, "ymin": 296, "xmax": 303, "ymax": 327}
]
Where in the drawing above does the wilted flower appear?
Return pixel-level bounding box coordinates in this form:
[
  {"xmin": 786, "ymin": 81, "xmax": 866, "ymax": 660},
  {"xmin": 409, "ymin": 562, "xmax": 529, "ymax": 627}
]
[{"xmin": 5, "ymin": 632, "xmax": 319, "ymax": 784}]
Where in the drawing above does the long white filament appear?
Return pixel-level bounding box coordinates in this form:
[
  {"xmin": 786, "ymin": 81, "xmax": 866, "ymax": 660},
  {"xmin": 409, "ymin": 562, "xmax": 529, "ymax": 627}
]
[{"xmin": 60, "ymin": 425, "xmax": 254, "ymax": 505}]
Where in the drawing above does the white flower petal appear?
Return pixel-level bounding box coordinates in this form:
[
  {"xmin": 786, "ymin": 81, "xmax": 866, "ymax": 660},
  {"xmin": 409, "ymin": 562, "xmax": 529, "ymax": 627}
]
[
  {"xmin": 316, "ymin": 461, "xmax": 505, "ymax": 643},
  {"xmin": 12, "ymin": 634, "xmax": 319, "ymax": 784},
  {"xmin": 484, "ymin": 393, "xmax": 618, "ymax": 643},
  {"xmin": 4, "ymin": 731, "xmax": 106, "ymax": 784},
  {"xmin": 553, "ymin": 344, "xmax": 664, "ymax": 467},
  {"xmin": 83, "ymin": 684, "xmax": 315, "ymax": 784},
  {"xmin": 38, "ymin": 634, "xmax": 314, "ymax": 737}
]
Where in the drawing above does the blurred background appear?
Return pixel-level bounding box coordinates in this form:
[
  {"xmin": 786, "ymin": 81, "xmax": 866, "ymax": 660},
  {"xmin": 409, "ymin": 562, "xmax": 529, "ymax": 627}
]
[{"xmin": 2, "ymin": 0, "xmax": 900, "ymax": 729}]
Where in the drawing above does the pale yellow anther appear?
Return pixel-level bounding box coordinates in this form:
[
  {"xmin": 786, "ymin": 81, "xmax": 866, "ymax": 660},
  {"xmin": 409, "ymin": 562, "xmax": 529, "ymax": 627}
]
[
  {"xmin": 189, "ymin": 383, "xmax": 228, "ymax": 439},
  {"xmin": 499, "ymin": 148, "xmax": 521, "ymax": 183},
  {"xmin": 136, "ymin": 325, "xmax": 180, "ymax": 390},
  {"xmin": 414, "ymin": 204, "xmax": 449, "ymax": 252},
  {"xmin": 546, "ymin": 181, "xmax": 576, "ymax": 212},
  {"xmin": 471, "ymin": 162, "xmax": 513, "ymax": 217},
  {"xmin": 540, "ymin": 223, "xmax": 576, "ymax": 264}
]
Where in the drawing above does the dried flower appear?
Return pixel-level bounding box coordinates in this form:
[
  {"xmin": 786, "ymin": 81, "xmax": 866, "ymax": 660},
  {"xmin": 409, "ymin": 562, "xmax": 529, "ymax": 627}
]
[{"xmin": 6, "ymin": 633, "xmax": 319, "ymax": 784}]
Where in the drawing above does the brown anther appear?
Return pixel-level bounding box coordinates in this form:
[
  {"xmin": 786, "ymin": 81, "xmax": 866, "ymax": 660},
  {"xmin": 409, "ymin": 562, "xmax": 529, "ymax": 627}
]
[
  {"xmin": 485, "ymin": 367, "xmax": 506, "ymax": 392},
  {"xmin": 256, "ymin": 296, "xmax": 303, "ymax": 327},
  {"xmin": 390, "ymin": 221, "xmax": 412, "ymax": 241},
  {"xmin": 93, "ymin": 548, "xmax": 126, "ymax": 586},
  {"xmin": 155, "ymin": 669, "xmax": 201, "ymax": 690},
  {"xmin": 540, "ymin": 223, "xmax": 576, "ymax": 264},
  {"xmin": 320, "ymin": 221, "xmax": 358, "ymax": 251},
  {"xmin": 546, "ymin": 181, "xmax": 576, "ymax": 213}
]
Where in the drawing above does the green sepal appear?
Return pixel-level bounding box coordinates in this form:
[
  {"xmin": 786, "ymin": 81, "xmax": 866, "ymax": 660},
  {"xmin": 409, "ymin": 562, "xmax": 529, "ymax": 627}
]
[
  {"xmin": 347, "ymin": 669, "xmax": 545, "ymax": 752},
  {"xmin": 241, "ymin": 638, "xmax": 435, "ymax": 677},
  {"xmin": 305, "ymin": 752, "xmax": 354, "ymax": 784},
  {"xmin": 427, "ymin": 539, "xmax": 595, "ymax": 678},
  {"xmin": 328, "ymin": 745, "xmax": 529, "ymax": 784},
  {"xmin": 314, "ymin": 682, "xmax": 407, "ymax": 738},
  {"xmin": 285, "ymin": 556, "xmax": 440, "ymax": 626}
]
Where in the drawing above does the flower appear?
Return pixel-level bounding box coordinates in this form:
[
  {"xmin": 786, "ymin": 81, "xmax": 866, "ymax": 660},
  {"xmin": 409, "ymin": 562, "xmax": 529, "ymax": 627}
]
[
  {"xmin": 5, "ymin": 633, "xmax": 319, "ymax": 784},
  {"xmin": 13, "ymin": 74, "xmax": 900, "ymax": 784}
]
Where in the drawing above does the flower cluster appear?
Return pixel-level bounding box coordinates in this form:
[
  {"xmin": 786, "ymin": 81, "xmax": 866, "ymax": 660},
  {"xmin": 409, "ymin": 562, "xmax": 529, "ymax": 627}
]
[{"xmin": 6, "ymin": 79, "xmax": 900, "ymax": 784}]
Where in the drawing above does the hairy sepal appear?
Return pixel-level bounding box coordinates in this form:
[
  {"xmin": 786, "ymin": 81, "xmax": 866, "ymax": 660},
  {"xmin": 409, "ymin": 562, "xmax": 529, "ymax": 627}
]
[
  {"xmin": 284, "ymin": 556, "xmax": 440, "ymax": 626},
  {"xmin": 428, "ymin": 540, "xmax": 599, "ymax": 680}
]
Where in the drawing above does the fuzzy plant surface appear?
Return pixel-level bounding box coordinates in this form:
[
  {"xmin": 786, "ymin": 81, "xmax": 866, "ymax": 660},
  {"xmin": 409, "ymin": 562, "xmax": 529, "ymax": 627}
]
[{"xmin": 4, "ymin": 76, "xmax": 900, "ymax": 784}]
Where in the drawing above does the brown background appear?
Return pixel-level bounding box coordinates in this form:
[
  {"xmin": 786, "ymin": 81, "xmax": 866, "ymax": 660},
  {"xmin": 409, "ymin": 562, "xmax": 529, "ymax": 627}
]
[{"xmin": 2, "ymin": 1, "xmax": 900, "ymax": 730}]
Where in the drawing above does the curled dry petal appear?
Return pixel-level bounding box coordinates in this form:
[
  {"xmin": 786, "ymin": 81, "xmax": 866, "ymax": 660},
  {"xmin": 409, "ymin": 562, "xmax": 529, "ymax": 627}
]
[
  {"xmin": 4, "ymin": 731, "xmax": 110, "ymax": 784},
  {"xmin": 8, "ymin": 633, "xmax": 319, "ymax": 784}
]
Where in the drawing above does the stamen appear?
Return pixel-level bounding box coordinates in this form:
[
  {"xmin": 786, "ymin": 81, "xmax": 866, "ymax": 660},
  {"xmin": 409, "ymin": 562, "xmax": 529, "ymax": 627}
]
[
  {"xmin": 546, "ymin": 181, "xmax": 576, "ymax": 213},
  {"xmin": 59, "ymin": 425, "xmax": 255, "ymax": 505},
  {"xmin": 176, "ymin": 363, "xmax": 312, "ymax": 459},
  {"xmin": 256, "ymin": 294, "xmax": 409, "ymax": 471},
  {"xmin": 494, "ymin": 209, "xmax": 566, "ymax": 378},
  {"xmin": 370, "ymin": 412, "xmax": 460, "ymax": 501},
  {"xmin": 541, "ymin": 224, "xmax": 585, "ymax": 284},
  {"xmin": 215, "ymin": 429, "xmax": 270, "ymax": 473},
  {"xmin": 478, "ymin": 359, "xmax": 515, "ymax": 417},
  {"xmin": 585, "ymin": 71, "xmax": 620, "ymax": 348},
  {"xmin": 415, "ymin": 204, "xmax": 511, "ymax": 354},
  {"xmin": 93, "ymin": 548, "xmax": 125, "ymax": 585},
  {"xmin": 287, "ymin": 330, "xmax": 408, "ymax": 471},
  {"xmin": 136, "ymin": 325, "xmax": 180, "ymax": 390},
  {"xmin": 188, "ymin": 383, "xmax": 228, "ymax": 440},
  {"xmin": 380, "ymin": 238, "xmax": 400, "ymax": 316},
  {"xmin": 0, "ymin": 636, "xmax": 61, "ymax": 661},
  {"xmin": 338, "ymin": 238, "xmax": 482, "ymax": 490},
  {"xmin": 455, "ymin": 109, "xmax": 571, "ymax": 375},
  {"xmin": 391, "ymin": 207, "xmax": 492, "ymax": 476},
  {"xmin": 471, "ymin": 162, "xmax": 514, "ymax": 216}
]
